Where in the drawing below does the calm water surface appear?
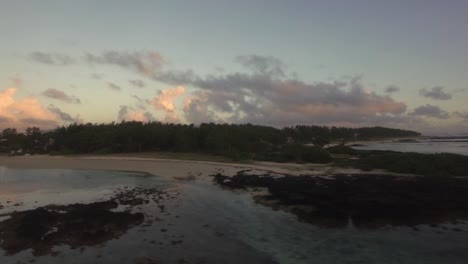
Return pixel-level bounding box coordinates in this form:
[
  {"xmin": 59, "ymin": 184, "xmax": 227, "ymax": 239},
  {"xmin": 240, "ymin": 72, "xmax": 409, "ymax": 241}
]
[
  {"xmin": 352, "ymin": 138, "xmax": 468, "ymax": 156},
  {"xmin": 0, "ymin": 167, "xmax": 467, "ymax": 264}
]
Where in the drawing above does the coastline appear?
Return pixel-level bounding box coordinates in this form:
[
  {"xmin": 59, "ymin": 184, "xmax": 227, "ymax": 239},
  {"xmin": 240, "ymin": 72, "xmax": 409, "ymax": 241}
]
[
  {"xmin": 2, "ymin": 153, "xmax": 468, "ymax": 263},
  {"xmin": 0, "ymin": 154, "xmax": 313, "ymax": 178},
  {"xmin": 0, "ymin": 155, "xmax": 245, "ymax": 180},
  {"xmin": 0, "ymin": 154, "xmax": 413, "ymax": 180}
]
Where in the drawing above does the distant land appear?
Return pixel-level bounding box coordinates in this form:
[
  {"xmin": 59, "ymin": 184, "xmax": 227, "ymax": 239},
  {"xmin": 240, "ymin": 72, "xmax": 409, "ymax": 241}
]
[{"xmin": 0, "ymin": 122, "xmax": 420, "ymax": 162}]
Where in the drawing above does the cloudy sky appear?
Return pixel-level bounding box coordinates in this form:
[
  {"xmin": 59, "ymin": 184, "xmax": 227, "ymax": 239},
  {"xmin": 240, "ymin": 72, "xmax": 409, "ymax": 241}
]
[{"xmin": 1, "ymin": 0, "xmax": 468, "ymax": 134}]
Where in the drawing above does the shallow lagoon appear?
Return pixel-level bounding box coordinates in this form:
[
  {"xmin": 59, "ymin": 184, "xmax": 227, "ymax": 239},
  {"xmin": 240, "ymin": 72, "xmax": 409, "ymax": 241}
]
[{"xmin": 1, "ymin": 167, "xmax": 467, "ymax": 264}]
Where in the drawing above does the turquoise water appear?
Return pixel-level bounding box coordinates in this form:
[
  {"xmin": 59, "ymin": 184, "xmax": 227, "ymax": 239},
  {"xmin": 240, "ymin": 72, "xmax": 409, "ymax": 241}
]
[{"xmin": 1, "ymin": 167, "xmax": 467, "ymax": 264}]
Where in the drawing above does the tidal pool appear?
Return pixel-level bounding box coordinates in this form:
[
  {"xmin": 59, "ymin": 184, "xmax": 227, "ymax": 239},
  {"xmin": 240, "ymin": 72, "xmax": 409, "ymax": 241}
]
[{"xmin": 0, "ymin": 167, "xmax": 467, "ymax": 264}]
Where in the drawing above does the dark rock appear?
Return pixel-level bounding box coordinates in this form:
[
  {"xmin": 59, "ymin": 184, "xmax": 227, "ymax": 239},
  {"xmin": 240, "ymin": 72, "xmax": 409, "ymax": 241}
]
[
  {"xmin": 0, "ymin": 201, "xmax": 144, "ymax": 256},
  {"xmin": 213, "ymin": 171, "xmax": 468, "ymax": 229}
]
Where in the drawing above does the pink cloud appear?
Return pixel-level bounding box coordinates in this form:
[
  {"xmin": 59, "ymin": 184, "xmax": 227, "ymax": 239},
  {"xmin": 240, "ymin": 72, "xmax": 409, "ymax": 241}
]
[
  {"xmin": 149, "ymin": 86, "xmax": 185, "ymax": 122},
  {"xmin": 125, "ymin": 110, "xmax": 147, "ymax": 122},
  {"xmin": 117, "ymin": 105, "xmax": 155, "ymax": 122},
  {"xmin": 149, "ymin": 86, "xmax": 185, "ymax": 112},
  {"xmin": 0, "ymin": 87, "xmax": 59, "ymax": 130}
]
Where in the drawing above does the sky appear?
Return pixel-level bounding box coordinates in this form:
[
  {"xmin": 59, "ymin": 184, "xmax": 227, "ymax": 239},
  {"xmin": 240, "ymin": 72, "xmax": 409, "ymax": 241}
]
[{"xmin": 1, "ymin": 0, "xmax": 468, "ymax": 134}]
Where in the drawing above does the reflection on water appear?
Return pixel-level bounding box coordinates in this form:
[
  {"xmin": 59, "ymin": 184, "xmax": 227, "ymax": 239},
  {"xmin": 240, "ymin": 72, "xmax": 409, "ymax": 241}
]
[
  {"xmin": 353, "ymin": 138, "xmax": 468, "ymax": 155},
  {"xmin": 0, "ymin": 167, "xmax": 468, "ymax": 264}
]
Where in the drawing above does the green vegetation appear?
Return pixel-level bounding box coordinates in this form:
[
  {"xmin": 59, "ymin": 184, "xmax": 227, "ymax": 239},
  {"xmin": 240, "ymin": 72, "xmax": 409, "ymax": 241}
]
[
  {"xmin": 0, "ymin": 127, "xmax": 46, "ymax": 154},
  {"xmin": 326, "ymin": 144, "xmax": 358, "ymax": 155},
  {"xmin": 256, "ymin": 144, "xmax": 332, "ymax": 164},
  {"xmin": 282, "ymin": 125, "xmax": 420, "ymax": 144},
  {"xmin": 329, "ymin": 146, "xmax": 468, "ymax": 177},
  {"xmin": 354, "ymin": 151, "xmax": 468, "ymax": 177},
  {"xmin": 1, "ymin": 122, "xmax": 418, "ymax": 164},
  {"xmin": 2, "ymin": 122, "xmax": 467, "ymax": 177}
]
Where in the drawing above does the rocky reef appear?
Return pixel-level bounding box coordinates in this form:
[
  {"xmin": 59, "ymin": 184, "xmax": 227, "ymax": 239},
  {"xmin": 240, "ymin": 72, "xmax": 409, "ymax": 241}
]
[
  {"xmin": 0, "ymin": 186, "xmax": 173, "ymax": 256},
  {"xmin": 213, "ymin": 170, "xmax": 468, "ymax": 229}
]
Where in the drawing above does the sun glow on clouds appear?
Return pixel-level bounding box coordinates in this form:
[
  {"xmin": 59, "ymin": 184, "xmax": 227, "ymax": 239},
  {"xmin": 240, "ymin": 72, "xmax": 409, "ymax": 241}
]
[
  {"xmin": 23, "ymin": 50, "xmax": 459, "ymax": 132},
  {"xmin": 117, "ymin": 106, "xmax": 155, "ymax": 123},
  {"xmin": 150, "ymin": 86, "xmax": 185, "ymax": 112},
  {"xmin": 126, "ymin": 110, "xmax": 147, "ymax": 122},
  {"xmin": 0, "ymin": 87, "xmax": 58, "ymax": 130},
  {"xmin": 149, "ymin": 86, "xmax": 185, "ymax": 122}
]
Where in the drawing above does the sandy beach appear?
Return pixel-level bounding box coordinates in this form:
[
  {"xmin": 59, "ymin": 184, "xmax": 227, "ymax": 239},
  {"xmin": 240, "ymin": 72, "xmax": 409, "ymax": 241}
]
[
  {"xmin": 0, "ymin": 154, "xmax": 410, "ymax": 181},
  {"xmin": 0, "ymin": 154, "xmax": 330, "ymax": 179},
  {"xmin": 0, "ymin": 155, "xmax": 243, "ymax": 179}
]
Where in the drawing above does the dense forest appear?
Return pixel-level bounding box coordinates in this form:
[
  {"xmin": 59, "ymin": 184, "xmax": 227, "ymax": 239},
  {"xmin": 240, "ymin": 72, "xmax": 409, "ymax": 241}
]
[{"xmin": 0, "ymin": 122, "xmax": 420, "ymax": 163}]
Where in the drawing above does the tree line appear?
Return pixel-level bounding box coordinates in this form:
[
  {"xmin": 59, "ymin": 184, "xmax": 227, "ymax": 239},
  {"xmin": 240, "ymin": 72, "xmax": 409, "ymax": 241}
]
[{"xmin": 0, "ymin": 122, "xmax": 420, "ymax": 163}]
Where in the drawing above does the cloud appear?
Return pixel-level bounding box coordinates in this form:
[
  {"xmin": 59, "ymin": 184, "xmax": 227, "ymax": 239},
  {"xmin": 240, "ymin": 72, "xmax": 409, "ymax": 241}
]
[
  {"xmin": 108, "ymin": 82, "xmax": 121, "ymax": 91},
  {"xmin": 91, "ymin": 73, "xmax": 102, "ymax": 80},
  {"xmin": 42, "ymin": 88, "xmax": 81, "ymax": 104},
  {"xmin": 47, "ymin": 105, "xmax": 82, "ymax": 123},
  {"xmin": 86, "ymin": 51, "xmax": 164, "ymax": 76},
  {"xmin": 103, "ymin": 53, "xmax": 405, "ymax": 126},
  {"xmin": 117, "ymin": 105, "xmax": 155, "ymax": 122},
  {"xmin": 9, "ymin": 76, "xmax": 22, "ymax": 88},
  {"xmin": 454, "ymin": 111, "xmax": 468, "ymax": 121},
  {"xmin": 162, "ymin": 111, "xmax": 179, "ymax": 123},
  {"xmin": 82, "ymin": 51, "xmax": 197, "ymax": 86},
  {"xmin": 131, "ymin": 95, "xmax": 148, "ymax": 110},
  {"xmin": 419, "ymin": 86, "xmax": 452, "ymax": 100},
  {"xmin": 453, "ymin": 88, "xmax": 468, "ymax": 93},
  {"xmin": 154, "ymin": 69, "xmax": 197, "ymax": 85},
  {"xmin": 24, "ymin": 51, "xmax": 417, "ymax": 128},
  {"xmin": 28, "ymin": 51, "xmax": 74, "ymax": 65},
  {"xmin": 183, "ymin": 92, "xmax": 220, "ymax": 124},
  {"xmin": 180, "ymin": 71, "xmax": 407, "ymax": 126},
  {"xmin": 149, "ymin": 86, "xmax": 185, "ymax": 123},
  {"xmin": 385, "ymin": 85, "xmax": 400, "ymax": 93},
  {"xmin": 0, "ymin": 116, "xmax": 9, "ymax": 124},
  {"xmin": 149, "ymin": 86, "xmax": 185, "ymax": 112},
  {"xmin": 28, "ymin": 50, "xmax": 164, "ymax": 78},
  {"xmin": 117, "ymin": 106, "xmax": 128, "ymax": 121},
  {"xmin": 0, "ymin": 87, "xmax": 58, "ymax": 130},
  {"xmin": 129, "ymin": 79, "xmax": 145, "ymax": 88},
  {"xmin": 409, "ymin": 104, "xmax": 449, "ymax": 119},
  {"xmin": 143, "ymin": 112, "xmax": 155, "ymax": 122},
  {"xmin": 235, "ymin": 55, "xmax": 286, "ymax": 77}
]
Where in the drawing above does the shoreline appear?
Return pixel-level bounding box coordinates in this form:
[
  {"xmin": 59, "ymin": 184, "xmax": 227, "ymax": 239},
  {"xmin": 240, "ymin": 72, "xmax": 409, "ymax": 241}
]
[
  {"xmin": 0, "ymin": 155, "xmax": 317, "ymax": 179},
  {"xmin": 0, "ymin": 155, "xmax": 245, "ymax": 180},
  {"xmin": 0, "ymin": 154, "xmax": 414, "ymax": 180}
]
